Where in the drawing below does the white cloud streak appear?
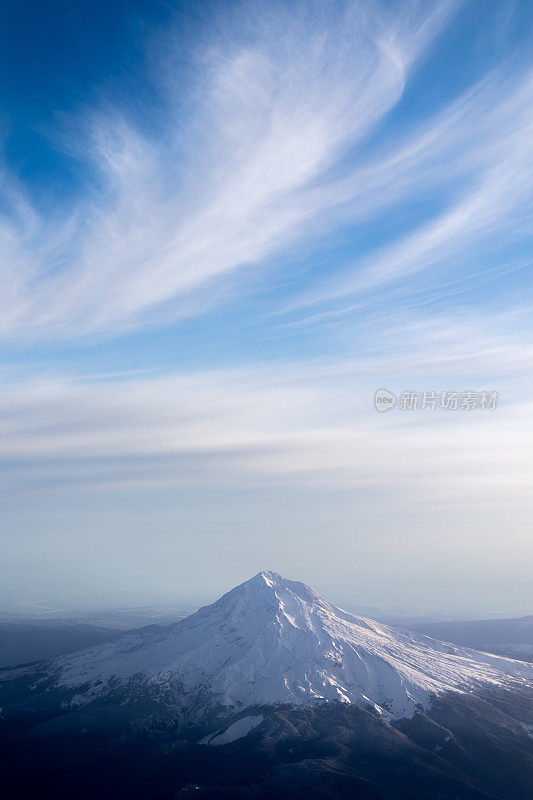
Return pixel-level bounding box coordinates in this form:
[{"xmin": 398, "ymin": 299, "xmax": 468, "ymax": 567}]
[
  {"xmin": 2, "ymin": 320, "xmax": 532, "ymax": 505},
  {"xmin": 0, "ymin": 0, "xmax": 457, "ymax": 339},
  {"xmin": 285, "ymin": 69, "xmax": 533, "ymax": 311}
]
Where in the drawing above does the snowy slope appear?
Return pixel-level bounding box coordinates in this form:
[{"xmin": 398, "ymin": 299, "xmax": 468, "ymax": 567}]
[{"xmin": 29, "ymin": 572, "xmax": 533, "ymax": 721}]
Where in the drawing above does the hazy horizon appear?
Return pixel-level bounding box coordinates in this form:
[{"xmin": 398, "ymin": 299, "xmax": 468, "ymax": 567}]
[{"xmin": 3, "ymin": 560, "xmax": 532, "ymax": 624}]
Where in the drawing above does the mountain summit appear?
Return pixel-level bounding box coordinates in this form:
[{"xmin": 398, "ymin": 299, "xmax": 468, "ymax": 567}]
[
  {"xmin": 2, "ymin": 572, "xmax": 533, "ymax": 800},
  {"xmin": 7, "ymin": 570, "xmax": 526, "ymax": 725}
]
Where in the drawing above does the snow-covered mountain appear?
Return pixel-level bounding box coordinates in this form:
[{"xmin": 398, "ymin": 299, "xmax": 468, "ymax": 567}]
[{"xmin": 11, "ymin": 570, "xmax": 530, "ymax": 724}]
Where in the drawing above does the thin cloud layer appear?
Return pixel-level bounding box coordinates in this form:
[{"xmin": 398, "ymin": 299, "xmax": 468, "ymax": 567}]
[{"xmin": 2, "ymin": 333, "xmax": 532, "ymax": 504}]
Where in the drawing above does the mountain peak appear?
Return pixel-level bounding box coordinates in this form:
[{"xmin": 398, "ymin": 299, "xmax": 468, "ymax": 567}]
[
  {"xmin": 210, "ymin": 570, "xmax": 326, "ymax": 624},
  {"xmin": 248, "ymin": 570, "xmax": 284, "ymax": 586},
  {"xmin": 41, "ymin": 572, "xmax": 532, "ymax": 724},
  {"xmin": 239, "ymin": 569, "xmax": 318, "ymax": 597}
]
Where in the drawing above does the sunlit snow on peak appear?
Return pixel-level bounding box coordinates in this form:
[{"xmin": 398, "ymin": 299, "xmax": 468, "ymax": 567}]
[{"xmin": 36, "ymin": 572, "xmax": 533, "ymax": 723}]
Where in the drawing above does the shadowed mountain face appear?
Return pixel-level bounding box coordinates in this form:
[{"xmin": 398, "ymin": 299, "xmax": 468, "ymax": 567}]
[
  {"xmin": 1, "ymin": 572, "xmax": 532, "ymax": 799},
  {"xmin": 1, "ymin": 693, "xmax": 532, "ymax": 800}
]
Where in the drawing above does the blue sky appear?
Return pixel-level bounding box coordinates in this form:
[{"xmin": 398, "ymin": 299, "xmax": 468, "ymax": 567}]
[{"xmin": 1, "ymin": 0, "xmax": 532, "ymax": 617}]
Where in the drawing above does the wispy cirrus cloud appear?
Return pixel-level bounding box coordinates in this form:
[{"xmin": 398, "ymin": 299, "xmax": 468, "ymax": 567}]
[
  {"xmin": 284, "ymin": 68, "xmax": 533, "ymax": 314},
  {"xmin": 0, "ymin": 0, "xmax": 457, "ymax": 340},
  {"xmin": 0, "ymin": 0, "xmax": 531, "ymax": 509}
]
